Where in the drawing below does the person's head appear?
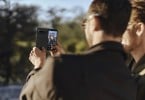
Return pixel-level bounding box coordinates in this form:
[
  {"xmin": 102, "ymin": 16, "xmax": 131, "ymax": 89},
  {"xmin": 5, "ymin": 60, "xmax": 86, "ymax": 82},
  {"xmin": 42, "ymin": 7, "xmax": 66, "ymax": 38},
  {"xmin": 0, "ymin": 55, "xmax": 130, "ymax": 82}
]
[
  {"xmin": 83, "ymin": 0, "xmax": 131, "ymax": 46},
  {"xmin": 122, "ymin": 0, "xmax": 145, "ymax": 54}
]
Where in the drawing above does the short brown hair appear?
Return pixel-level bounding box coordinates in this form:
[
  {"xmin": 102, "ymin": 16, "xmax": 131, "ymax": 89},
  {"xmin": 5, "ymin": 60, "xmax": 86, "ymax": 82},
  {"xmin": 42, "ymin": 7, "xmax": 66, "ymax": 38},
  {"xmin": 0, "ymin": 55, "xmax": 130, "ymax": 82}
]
[
  {"xmin": 130, "ymin": 0, "xmax": 145, "ymax": 24},
  {"xmin": 88, "ymin": 0, "xmax": 131, "ymax": 37}
]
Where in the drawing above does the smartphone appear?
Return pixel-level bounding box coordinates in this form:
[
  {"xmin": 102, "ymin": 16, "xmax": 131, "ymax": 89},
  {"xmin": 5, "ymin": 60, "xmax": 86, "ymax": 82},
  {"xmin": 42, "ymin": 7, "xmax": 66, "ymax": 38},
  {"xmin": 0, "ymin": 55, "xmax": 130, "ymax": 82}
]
[{"xmin": 36, "ymin": 28, "xmax": 58, "ymax": 51}]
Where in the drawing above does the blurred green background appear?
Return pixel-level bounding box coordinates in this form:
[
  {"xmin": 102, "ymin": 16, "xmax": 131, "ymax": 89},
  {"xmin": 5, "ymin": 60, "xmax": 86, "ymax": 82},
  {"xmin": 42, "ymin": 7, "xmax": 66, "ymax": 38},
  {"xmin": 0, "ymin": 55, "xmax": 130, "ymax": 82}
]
[{"xmin": 0, "ymin": 0, "xmax": 88, "ymax": 85}]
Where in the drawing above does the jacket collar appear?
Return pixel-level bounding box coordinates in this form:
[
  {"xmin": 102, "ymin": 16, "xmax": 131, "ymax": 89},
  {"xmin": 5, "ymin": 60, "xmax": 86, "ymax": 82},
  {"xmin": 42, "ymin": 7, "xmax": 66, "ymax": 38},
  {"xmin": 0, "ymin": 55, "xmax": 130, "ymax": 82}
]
[
  {"xmin": 131, "ymin": 54, "xmax": 145, "ymax": 74},
  {"xmin": 84, "ymin": 41, "xmax": 126, "ymax": 59}
]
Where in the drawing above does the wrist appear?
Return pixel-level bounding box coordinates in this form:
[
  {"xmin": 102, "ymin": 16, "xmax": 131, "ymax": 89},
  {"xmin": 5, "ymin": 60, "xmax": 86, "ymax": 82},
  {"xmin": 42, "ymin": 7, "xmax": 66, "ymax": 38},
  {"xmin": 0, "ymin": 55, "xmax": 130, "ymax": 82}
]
[
  {"xmin": 34, "ymin": 58, "xmax": 46, "ymax": 69},
  {"xmin": 34, "ymin": 65, "xmax": 41, "ymax": 69}
]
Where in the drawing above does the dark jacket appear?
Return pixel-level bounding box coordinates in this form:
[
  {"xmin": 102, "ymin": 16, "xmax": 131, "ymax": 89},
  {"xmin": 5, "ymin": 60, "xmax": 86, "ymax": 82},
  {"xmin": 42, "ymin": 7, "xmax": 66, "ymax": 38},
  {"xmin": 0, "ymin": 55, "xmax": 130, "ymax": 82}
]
[
  {"xmin": 20, "ymin": 41, "xmax": 137, "ymax": 100},
  {"xmin": 128, "ymin": 55, "xmax": 145, "ymax": 100}
]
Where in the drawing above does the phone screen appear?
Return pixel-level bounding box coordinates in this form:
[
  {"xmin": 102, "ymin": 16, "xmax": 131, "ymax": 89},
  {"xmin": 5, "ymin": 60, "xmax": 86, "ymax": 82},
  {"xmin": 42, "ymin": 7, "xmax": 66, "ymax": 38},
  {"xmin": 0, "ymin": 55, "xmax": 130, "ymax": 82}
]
[{"xmin": 36, "ymin": 28, "xmax": 58, "ymax": 50}]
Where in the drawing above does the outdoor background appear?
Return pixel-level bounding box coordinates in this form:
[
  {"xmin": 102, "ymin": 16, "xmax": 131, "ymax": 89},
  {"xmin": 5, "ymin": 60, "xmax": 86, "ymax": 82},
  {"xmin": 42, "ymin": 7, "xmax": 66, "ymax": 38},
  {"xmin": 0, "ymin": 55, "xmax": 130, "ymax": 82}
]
[
  {"xmin": 0, "ymin": 0, "xmax": 91, "ymax": 100},
  {"xmin": 0, "ymin": 0, "xmax": 91, "ymax": 99},
  {"xmin": 0, "ymin": 0, "xmax": 91, "ymax": 85}
]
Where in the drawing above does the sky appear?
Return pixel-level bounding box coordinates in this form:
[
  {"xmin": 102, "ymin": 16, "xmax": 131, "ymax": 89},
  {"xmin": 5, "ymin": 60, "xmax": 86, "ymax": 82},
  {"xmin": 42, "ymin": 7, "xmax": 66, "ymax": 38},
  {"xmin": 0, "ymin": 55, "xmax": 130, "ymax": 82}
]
[
  {"xmin": 13, "ymin": 0, "xmax": 91, "ymax": 10},
  {"xmin": 10, "ymin": 0, "xmax": 92, "ymax": 20}
]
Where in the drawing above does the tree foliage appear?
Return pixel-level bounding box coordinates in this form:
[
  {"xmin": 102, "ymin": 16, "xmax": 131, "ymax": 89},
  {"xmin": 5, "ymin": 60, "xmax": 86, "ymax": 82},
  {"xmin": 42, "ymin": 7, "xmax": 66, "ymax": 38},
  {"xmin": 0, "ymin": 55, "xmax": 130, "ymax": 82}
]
[{"xmin": 0, "ymin": 0, "xmax": 87, "ymax": 85}]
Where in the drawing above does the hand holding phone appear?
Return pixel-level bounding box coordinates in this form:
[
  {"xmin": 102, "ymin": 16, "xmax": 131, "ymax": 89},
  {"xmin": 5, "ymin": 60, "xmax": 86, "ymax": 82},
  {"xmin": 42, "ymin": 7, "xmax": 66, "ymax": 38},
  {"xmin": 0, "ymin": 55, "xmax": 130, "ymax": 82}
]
[{"xmin": 49, "ymin": 42, "xmax": 65, "ymax": 56}]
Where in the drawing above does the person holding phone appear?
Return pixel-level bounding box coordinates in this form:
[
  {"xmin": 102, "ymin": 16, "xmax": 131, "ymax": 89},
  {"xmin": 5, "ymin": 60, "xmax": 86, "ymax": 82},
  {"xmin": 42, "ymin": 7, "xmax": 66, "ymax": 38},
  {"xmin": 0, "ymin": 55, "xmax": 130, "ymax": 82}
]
[{"xmin": 19, "ymin": 0, "xmax": 137, "ymax": 100}]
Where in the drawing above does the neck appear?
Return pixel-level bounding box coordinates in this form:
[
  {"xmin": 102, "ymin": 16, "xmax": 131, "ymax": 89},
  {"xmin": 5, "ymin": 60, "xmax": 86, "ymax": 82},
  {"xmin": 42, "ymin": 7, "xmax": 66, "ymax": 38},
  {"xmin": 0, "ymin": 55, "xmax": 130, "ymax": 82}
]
[
  {"xmin": 92, "ymin": 30, "xmax": 121, "ymax": 46},
  {"xmin": 131, "ymin": 45, "xmax": 145, "ymax": 63}
]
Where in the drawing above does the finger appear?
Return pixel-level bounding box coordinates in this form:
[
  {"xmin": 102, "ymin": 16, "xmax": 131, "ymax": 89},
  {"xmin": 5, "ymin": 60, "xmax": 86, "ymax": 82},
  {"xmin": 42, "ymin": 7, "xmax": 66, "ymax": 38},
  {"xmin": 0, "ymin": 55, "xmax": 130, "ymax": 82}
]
[
  {"xmin": 29, "ymin": 56, "xmax": 31, "ymax": 61},
  {"xmin": 33, "ymin": 47, "xmax": 41, "ymax": 55},
  {"xmin": 42, "ymin": 47, "xmax": 46, "ymax": 52},
  {"xmin": 30, "ymin": 50, "xmax": 33, "ymax": 56},
  {"xmin": 49, "ymin": 51, "xmax": 54, "ymax": 56},
  {"xmin": 52, "ymin": 48, "xmax": 57, "ymax": 53},
  {"xmin": 33, "ymin": 47, "xmax": 38, "ymax": 52}
]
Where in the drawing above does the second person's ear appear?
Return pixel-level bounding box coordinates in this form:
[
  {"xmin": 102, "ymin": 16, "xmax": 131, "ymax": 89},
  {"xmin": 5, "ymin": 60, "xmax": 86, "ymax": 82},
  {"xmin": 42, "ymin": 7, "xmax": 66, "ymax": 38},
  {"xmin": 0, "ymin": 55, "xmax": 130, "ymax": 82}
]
[{"xmin": 136, "ymin": 22, "xmax": 145, "ymax": 37}]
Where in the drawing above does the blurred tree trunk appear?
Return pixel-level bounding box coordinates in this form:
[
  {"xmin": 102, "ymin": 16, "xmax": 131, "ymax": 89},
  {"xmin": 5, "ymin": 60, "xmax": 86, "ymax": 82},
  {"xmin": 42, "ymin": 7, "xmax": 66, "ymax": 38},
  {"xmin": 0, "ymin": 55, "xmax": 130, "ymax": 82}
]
[
  {"xmin": 0, "ymin": 0, "xmax": 39, "ymax": 85},
  {"xmin": 0, "ymin": 0, "xmax": 13, "ymax": 85}
]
